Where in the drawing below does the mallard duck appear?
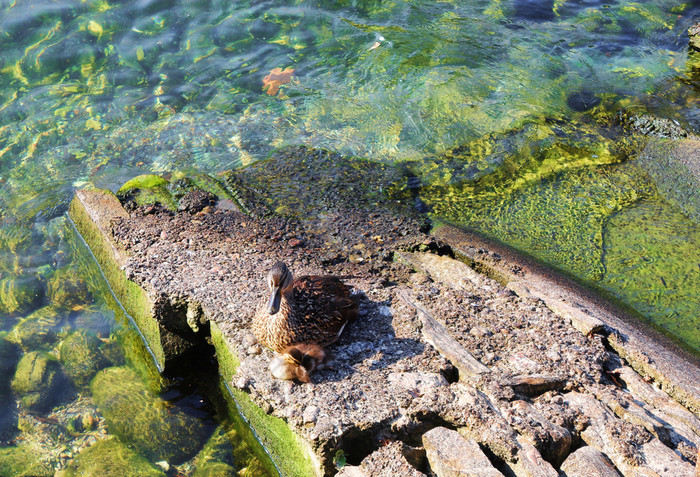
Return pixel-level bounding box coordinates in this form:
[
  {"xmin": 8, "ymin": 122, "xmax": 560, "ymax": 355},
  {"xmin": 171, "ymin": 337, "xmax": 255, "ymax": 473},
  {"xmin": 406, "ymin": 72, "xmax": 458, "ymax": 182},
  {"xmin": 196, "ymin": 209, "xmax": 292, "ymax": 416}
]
[
  {"xmin": 252, "ymin": 261, "xmax": 359, "ymax": 353},
  {"xmin": 270, "ymin": 344, "xmax": 326, "ymax": 383}
]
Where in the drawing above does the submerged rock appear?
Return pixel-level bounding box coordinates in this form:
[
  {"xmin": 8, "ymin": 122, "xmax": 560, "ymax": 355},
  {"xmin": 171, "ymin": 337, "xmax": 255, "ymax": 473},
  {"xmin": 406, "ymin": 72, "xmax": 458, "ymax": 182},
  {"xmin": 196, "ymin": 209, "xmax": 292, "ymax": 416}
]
[
  {"xmin": 0, "ymin": 275, "xmax": 43, "ymax": 316},
  {"xmin": 91, "ymin": 366, "xmax": 211, "ymax": 463},
  {"xmin": 10, "ymin": 305, "xmax": 66, "ymax": 351},
  {"xmin": 0, "ymin": 337, "xmax": 21, "ymax": 438},
  {"xmin": 47, "ymin": 266, "xmax": 90, "ymax": 310},
  {"xmin": 192, "ymin": 425, "xmax": 238, "ymax": 477},
  {"xmin": 0, "ymin": 337, "xmax": 21, "ymax": 394},
  {"xmin": 0, "ymin": 444, "xmax": 53, "ymax": 477},
  {"xmin": 11, "ymin": 351, "xmax": 66, "ymax": 412},
  {"xmin": 59, "ymin": 331, "xmax": 110, "ymax": 388},
  {"xmin": 566, "ymin": 91, "xmax": 601, "ymax": 112},
  {"xmin": 60, "ymin": 437, "xmax": 166, "ymax": 477}
]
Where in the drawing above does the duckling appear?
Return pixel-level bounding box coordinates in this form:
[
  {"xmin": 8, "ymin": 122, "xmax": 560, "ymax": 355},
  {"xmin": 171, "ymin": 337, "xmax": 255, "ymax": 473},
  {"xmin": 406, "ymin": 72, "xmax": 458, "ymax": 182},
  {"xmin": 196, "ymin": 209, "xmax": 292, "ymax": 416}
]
[
  {"xmin": 270, "ymin": 343, "xmax": 326, "ymax": 382},
  {"xmin": 252, "ymin": 261, "xmax": 358, "ymax": 353}
]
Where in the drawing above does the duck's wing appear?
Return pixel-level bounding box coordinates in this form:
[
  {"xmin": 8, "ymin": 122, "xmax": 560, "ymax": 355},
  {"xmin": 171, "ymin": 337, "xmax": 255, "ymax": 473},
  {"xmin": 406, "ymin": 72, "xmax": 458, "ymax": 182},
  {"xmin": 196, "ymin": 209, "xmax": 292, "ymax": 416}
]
[{"xmin": 294, "ymin": 275, "xmax": 359, "ymax": 341}]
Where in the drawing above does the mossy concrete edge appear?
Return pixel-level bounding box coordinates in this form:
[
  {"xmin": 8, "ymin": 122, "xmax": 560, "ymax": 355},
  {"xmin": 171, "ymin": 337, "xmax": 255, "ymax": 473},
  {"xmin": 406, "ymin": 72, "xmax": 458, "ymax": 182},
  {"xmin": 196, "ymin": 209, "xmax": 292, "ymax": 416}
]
[
  {"xmin": 68, "ymin": 190, "xmax": 165, "ymax": 368},
  {"xmin": 211, "ymin": 321, "xmax": 320, "ymax": 477}
]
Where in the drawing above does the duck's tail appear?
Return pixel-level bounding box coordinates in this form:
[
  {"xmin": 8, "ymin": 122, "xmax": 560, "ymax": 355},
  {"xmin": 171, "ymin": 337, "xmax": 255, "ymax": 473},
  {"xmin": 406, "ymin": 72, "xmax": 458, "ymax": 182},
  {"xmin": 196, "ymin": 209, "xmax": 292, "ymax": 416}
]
[{"xmin": 270, "ymin": 343, "xmax": 326, "ymax": 383}]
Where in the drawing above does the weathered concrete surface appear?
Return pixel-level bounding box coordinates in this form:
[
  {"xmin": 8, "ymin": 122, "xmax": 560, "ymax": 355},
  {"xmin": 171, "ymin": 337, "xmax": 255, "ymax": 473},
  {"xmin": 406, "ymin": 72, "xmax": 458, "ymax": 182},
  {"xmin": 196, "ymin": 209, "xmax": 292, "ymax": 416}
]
[
  {"xmin": 422, "ymin": 427, "xmax": 503, "ymax": 477},
  {"xmin": 433, "ymin": 223, "xmax": 700, "ymax": 416},
  {"xmin": 336, "ymin": 441, "xmax": 427, "ymax": 477},
  {"xmin": 69, "ymin": 146, "xmax": 700, "ymax": 476},
  {"xmin": 560, "ymin": 446, "xmax": 621, "ymax": 477}
]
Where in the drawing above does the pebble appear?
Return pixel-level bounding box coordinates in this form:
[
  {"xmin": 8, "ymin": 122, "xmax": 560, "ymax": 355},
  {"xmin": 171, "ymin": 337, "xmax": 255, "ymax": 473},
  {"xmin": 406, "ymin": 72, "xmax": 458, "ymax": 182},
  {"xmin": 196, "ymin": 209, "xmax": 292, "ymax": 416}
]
[{"xmin": 303, "ymin": 405, "xmax": 320, "ymax": 425}]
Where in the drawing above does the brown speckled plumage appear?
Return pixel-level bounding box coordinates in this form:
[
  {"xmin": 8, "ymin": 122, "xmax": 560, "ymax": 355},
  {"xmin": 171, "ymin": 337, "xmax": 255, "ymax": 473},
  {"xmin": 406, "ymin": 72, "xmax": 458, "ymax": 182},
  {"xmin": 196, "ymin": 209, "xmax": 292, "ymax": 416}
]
[{"xmin": 252, "ymin": 262, "xmax": 358, "ymax": 353}]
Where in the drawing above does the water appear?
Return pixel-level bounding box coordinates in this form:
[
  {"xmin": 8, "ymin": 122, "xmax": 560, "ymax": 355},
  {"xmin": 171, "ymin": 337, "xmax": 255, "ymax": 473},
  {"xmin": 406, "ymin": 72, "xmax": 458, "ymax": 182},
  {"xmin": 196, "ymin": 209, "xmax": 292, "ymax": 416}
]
[{"xmin": 1, "ymin": 0, "xmax": 699, "ymax": 474}]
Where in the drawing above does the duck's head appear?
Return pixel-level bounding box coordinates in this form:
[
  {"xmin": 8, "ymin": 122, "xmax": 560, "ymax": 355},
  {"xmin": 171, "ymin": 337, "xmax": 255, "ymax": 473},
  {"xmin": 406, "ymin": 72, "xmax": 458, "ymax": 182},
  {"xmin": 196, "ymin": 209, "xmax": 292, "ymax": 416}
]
[{"xmin": 266, "ymin": 261, "xmax": 293, "ymax": 315}]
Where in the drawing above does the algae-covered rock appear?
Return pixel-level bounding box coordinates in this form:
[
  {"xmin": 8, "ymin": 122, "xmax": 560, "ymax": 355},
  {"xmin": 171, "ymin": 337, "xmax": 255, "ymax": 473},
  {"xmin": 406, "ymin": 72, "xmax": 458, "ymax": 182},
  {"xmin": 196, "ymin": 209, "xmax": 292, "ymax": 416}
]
[
  {"xmin": 193, "ymin": 425, "xmax": 238, "ymax": 477},
  {"xmin": 69, "ymin": 307, "xmax": 114, "ymax": 338},
  {"xmin": 11, "ymin": 351, "xmax": 65, "ymax": 412},
  {"xmin": 0, "ymin": 275, "xmax": 43, "ymax": 315},
  {"xmin": 0, "ymin": 444, "xmax": 53, "ymax": 477},
  {"xmin": 10, "ymin": 305, "xmax": 66, "ymax": 351},
  {"xmin": 47, "ymin": 266, "xmax": 91, "ymax": 310},
  {"xmin": 0, "ymin": 337, "xmax": 21, "ymax": 395},
  {"xmin": 59, "ymin": 331, "xmax": 110, "ymax": 387},
  {"xmin": 60, "ymin": 437, "xmax": 166, "ymax": 477},
  {"xmin": 91, "ymin": 367, "xmax": 211, "ymax": 463},
  {"xmin": 99, "ymin": 339, "xmax": 126, "ymax": 367},
  {"xmin": 0, "ymin": 337, "xmax": 21, "ymax": 438},
  {"xmin": 116, "ymin": 174, "xmax": 177, "ymax": 211}
]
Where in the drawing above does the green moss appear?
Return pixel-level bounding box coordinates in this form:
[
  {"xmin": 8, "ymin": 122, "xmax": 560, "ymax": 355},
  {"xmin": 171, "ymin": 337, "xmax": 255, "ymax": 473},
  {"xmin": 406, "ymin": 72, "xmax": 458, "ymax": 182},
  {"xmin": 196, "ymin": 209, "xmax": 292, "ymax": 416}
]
[
  {"xmin": 68, "ymin": 192, "xmax": 165, "ymax": 370},
  {"xmin": 210, "ymin": 322, "xmax": 318, "ymax": 477},
  {"xmin": 116, "ymin": 174, "xmax": 177, "ymax": 211},
  {"xmin": 59, "ymin": 330, "xmax": 110, "ymax": 388},
  {"xmin": 91, "ymin": 366, "xmax": 211, "ymax": 463},
  {"xmin": 60, "ymin": 438, "xmax": 166, "ymax": 477},
  {"xmin": 0, "ymin": 444, "xmax": 53, "ymax": 477},
  {"xmin": 11, "ymin": 351, "xmax": 64, "ymax": 412}
]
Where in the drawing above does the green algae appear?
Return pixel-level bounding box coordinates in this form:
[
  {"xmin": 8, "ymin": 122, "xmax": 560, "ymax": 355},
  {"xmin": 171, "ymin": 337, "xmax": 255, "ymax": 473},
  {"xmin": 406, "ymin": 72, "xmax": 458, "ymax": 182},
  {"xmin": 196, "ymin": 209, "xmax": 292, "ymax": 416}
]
[
  {"xmin": 602, "ymin": 198, "xmax": 700, "ymax": 352},
  {"xmin": 0, "ymin": 444, "xmax": 53, "ymax": 477},
  {"xmin": 117, "ymin": 174, "xmax": 177, "ymax": 211},
  {"xmin": 91, "ymin": 366, "xmax": 211, "ymax": 463},
  {"xmin": 420, "ymin": 126, "xmax": 700, "ymax": 353},
  {"xmin": 60, "ymin": 438, "xmax": 166, "ymax": 477},
  {"xmin": 68, "ymin": 191, "xmax": 166, "ymax": 373},
  {"xmin": 424, "ymin": 157, "xmax": 657, "ymax": 281},
  {"xmin": 211, "ymin": 321, "xmax": 315, "ymax": 477},
  {"xmin": 192, "ymin": 426, "xmax": 239, "ymax": 477},
  {"xmin": 59, "ymin": 330, "xmax": 110, "ymax": 388},
  {"xmin": 191, "ymin": 422, "xmax": 274, "ymax": 477},
  {"xmin": 11, "ymin": 351, "xmax": 66, "ymax": 412}
]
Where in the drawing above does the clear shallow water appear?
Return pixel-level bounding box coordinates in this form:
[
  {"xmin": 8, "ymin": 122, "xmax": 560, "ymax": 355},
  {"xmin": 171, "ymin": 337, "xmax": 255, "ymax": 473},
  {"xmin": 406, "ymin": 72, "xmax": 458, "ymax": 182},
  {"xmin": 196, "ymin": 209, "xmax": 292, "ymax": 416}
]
[{"xmin": 1, "ymin": 0, "xmax": 699, "ymax": 473}]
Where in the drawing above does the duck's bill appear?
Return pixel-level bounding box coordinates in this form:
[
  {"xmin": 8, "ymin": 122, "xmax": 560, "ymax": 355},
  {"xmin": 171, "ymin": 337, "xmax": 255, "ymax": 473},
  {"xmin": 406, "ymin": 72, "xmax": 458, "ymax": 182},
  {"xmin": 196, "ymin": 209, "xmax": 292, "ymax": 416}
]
[{"xmin": 267, "ymin": 286, "xmax": 282, "ymax": 315}]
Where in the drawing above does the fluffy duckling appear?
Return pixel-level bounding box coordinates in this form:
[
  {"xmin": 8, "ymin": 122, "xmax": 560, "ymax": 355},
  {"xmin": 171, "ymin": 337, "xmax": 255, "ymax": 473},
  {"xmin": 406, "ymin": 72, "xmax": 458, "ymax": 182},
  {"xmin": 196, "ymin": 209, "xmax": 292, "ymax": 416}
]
[{"xmin": 270, "ymin": 343, "xmax": 326, "ymax": 383}]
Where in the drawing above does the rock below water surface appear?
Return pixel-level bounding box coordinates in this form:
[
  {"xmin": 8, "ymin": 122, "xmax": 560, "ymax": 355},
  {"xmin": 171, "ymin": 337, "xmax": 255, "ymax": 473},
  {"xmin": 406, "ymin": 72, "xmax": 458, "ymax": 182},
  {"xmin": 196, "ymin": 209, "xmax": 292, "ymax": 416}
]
[{"xmin": 90, "ymin": 366, "xmax": 211, "ymax": 464}]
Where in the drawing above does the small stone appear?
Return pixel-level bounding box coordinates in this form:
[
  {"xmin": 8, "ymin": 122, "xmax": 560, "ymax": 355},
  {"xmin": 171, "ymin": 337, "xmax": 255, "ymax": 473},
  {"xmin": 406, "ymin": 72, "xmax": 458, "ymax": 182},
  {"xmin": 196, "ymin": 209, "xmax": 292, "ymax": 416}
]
[
  {"xmin": 303, "ymin": 405, "xmax": 320, "ymax": 425},
  {"xmin": 235, "ymin": 376, "xmax": 251, "ymax": 390},
  {"xmin": 289, "ymin": 238, "xmax": 304, "ymax": 248},
  {"xmin": 247, "ymin": 344, "xmax": 262, "ymax": 355},
  {"xmin": 155, "ymin": 461, "xmax": 169, "ymax": 471},
  {"xmin": 423, "ymin": 427, "xmax": 504, "ymax": 477}
]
